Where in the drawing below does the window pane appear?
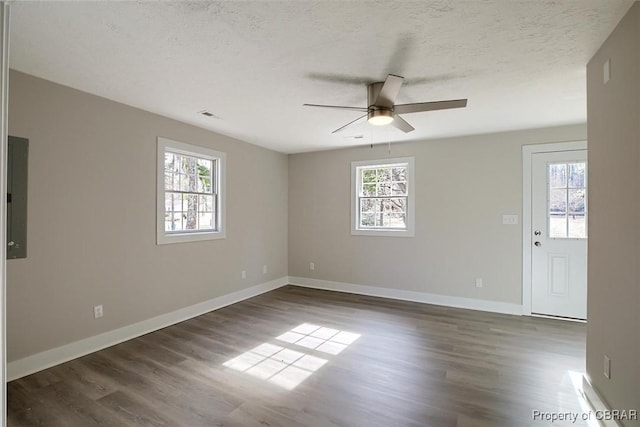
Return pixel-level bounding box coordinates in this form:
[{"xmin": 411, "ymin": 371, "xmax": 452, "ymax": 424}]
[
  {"xmin": 185, "ymin": 155, "xmax": 194, "ymax": 175},
  {"xmin": 375, "ymin": 212, "xmax": 386, "ymax": 227},
  {"xmin": 164, "ymin": 192, "xmax": 174, "ymax": 212},
  {"xmin": 199, "ymin": 195, "xmax": 213, "ymax": 212},
  {"xmin": 362, "ymin": 183, "xmax": 376, "ymax": 196},
  {"xmin": 360, "ymin": 199, "xmax": 376, "ymax": 213},
  {"xmin": 164, "ymin": 152, "xmax": 174, "ymax": 169},
  {"xmin": 568, "ymin": 163, "xmax": 585, "ymax": 188},
  {"xmin": 183, "ymin": 195, "xmax": 197, "ymax": 230},
  {"xmin": 198, "ymin": 212, "xmax": 213, "ymax": 230},
  {"xmin": 197, "ymin": 158, "xmax": 212, "ymax": 172},
  {"xmin": 391, "ymin": 182, "xmax": 407, "ymax": 196},
  {"xmin": 390, "ymin": 213, "xmax": 406, "ymax": 228},
  {"xmin": 360, "ymin": 212, "xmax": 375, "ymax": 227},
  {"xmin": 549, "ymin": 164, "xmax": 566, "ymax": 188},
  {"xmin": 164, "ymin": 172, "xmax": 174, "ymax": 190},
  {"xmin": 568, "ymin": 189, "xmax": 585, "ymax": 214},
  {"xmin": 362, "ymin": 169, "xmax": 376, "ymax": 183},
  {"xmin": 550, "ymin": 214, "xmax": 567, "ymax": 238},
  {"xmin": 549, "ymin": 189, "xmax": 567, "ymax": 214},
  {"xmin": 184, "ymin": 194, "xmax": 196, "ymax": 209},
  {"xmin": 164, "ymin": 209, "xmax": 173, "ymax": 232},
  {"xmin": 378, "ymin": 183, "xmax": 391, "ymax": 196},
  {"xmin": 568, "ymin": 214, "xmax": 586, "ymax": 238},
  {"xmin": 167, "ymin": 153, "xmax": 180, "ymax": 174},
  {"xmin": 382, "ymin": 213, "xmax": 392, "ymax": 227},
  {"xmin": 189, "ymin": 172, "xmax": 199, "ymax": 192},
  {"xmin": 174, "ymin": 154, "xmax": 183, "ymax": 173},
  {"xmin": 390, "ymin": 198, "xmax": 406, "ymax": 213},
  {"xmin": 182, "ymin": 173, "xmax": 194, "ymax": 192},
  {"xmin": 377, "ymin": 168, "xmax": 391, "ymax": 182},
  {"xmin": 198, "ymin": 174, "xmax": 212, "ymax": 193},
  {"xmin": 172, "ymin": 212, "xmax": 184, "ymax": 231},
  {"xmin": 165, "ymin": 192, "xmax": 183, "ymax": 212},
  {"xmin": 184, "ymin": 213, "xmax": 197, "ymax": 230},
  {"xmin": 392, "ymin": 167, "xmax": 406, "ymax": 182},
  {"xmin": 174, "ymin": 193, "xmax": 185, "ymax": 211},
  {"xmin": 174, "ymin": 173, "xmax": 182, "ymax": 191}
]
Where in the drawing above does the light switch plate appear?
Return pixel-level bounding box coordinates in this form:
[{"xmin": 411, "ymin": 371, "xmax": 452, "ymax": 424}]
[{"xmin": 502, "ymin": 214, "xmax": 519, "ymax": 225}]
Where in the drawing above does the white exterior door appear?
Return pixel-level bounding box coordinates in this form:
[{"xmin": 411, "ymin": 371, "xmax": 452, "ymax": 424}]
[{"xmin": 531, "ymin": 150, "xmax": 587, "ymax": 319}]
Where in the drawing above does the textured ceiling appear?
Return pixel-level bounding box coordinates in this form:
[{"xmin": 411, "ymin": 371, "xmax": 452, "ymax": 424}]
[{"xmin": 9, "ymin": 1, "xmax": 635, "ymax": 153}]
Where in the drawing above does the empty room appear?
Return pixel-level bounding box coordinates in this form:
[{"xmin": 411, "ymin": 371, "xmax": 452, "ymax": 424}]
[{"xmin": 0, "ymin": 1, "xmax": 638, "ymax": 426}]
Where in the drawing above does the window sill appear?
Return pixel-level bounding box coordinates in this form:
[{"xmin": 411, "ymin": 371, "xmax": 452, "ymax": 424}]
[
  {"xmin": 351, "ymin": 229, "xmax": 414, "ymax": 238},
  {"xmin": 157, "ymin": 230, "xmax": 226, "ymax": 245}
]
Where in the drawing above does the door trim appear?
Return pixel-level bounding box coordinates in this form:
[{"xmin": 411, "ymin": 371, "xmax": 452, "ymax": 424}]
[
  {"xmin": 522, "ymin": 141, "xmax": 587, "ymax": 315},
  {"xmin": 1, "ymin": 3, "xmax": 9, "ymax": 423}
]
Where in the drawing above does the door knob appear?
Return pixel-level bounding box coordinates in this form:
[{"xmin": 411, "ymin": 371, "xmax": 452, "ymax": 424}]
[
  {"xmin": 534, "ymin": 241, "xmax": 542, "ymax": 247},
  {"xmin": 534, "ymin": 230, "xmax": 542, "ymax": 236},
  {"xmin": 7, "ymin": 241, "xmax": 14, "ymax": 247}
]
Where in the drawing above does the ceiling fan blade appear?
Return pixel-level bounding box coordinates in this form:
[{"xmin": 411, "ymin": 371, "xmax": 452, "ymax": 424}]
[
  {"xmin": 303, "ymin": 103, "xmax": 369, "ymax": 112},
  {"xmin": 391, "ymin": 114, "xmax": 415, "ymax": 133},
  {"xmin": 375, "ymin": 74, "xmax": 404, "ymax": 108},
  {"xmin": 332, "ymin": 114, "xmax": 368, "ymax": 134},
  {"xmin": 394, "ymin": 99, "xmax": 467, "ymax": 114}
]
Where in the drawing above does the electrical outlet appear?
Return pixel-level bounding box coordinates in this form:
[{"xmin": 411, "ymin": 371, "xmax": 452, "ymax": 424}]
[
  {"xmin": 93, "ymin": 305, "xmax": 103, "ymax": 319},
  {"xmin": 604, "ymin": 355, "xmax": 611, "ymax": 379},
  {"xmin": 475, "ymin": 278, "xmax": 483, "ymax": 288},
  {"xmin": 241, "ymin": 270, "xmax": 246, "ymax": 279},
  {"xmin": 263, "ymin": 265, "xmax": 267, "ymax": 274},
  {"xmin": 310, "ymin": 262, "xmax": 315, "ymax": 271}
]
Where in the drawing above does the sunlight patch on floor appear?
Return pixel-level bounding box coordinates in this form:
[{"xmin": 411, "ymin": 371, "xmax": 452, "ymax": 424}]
[
  {"xmin": 223, "ymin": 323, "xmax": 360, "ymax": 390},
  {"xmin": 277, "ymin": 323, "xmax": 360, "ymax": 355}
]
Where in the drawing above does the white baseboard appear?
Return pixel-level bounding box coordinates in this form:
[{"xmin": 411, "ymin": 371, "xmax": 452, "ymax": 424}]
[
  {"xmin": 7, "ymin": 276, "xmax": 524, "ymax": 380},
  {"xmin": 288, "ymin": 276, "xmax": 523, "ymax": 316},
  {"xmin": 7, "ymin": 277, "xmax": 289, "ymax": 381},
  {"xmin": 582, "ymin": 375, "xmax": 623, "ymax": 427}
]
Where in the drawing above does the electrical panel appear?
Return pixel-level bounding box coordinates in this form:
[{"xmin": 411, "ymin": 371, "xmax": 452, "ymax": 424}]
[{"xmin": 7, "ymin": 136, "xmax": 28, "ymax": 259}]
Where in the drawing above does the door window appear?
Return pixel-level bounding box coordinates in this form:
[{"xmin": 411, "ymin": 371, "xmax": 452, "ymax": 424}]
[{"xmin": 548, "ymin": 162, "xmax": 587, "ymax": 238}]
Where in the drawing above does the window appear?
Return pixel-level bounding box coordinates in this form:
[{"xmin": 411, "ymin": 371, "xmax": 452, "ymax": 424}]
[
  {"xmin": 351, "ymin": 157, "xmax": 415, "ymax": 237},
  {"xmin": 157, "ymin": 137, "xmax": 226, "ymax": 244},
  {"xmin": 548, "ymin": 161, "xmax": 586, "ymax": 239}
]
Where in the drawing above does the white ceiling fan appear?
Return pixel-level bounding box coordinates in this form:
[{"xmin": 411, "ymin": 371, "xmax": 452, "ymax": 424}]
[{"xmin": 304, "ymin": 74, "xmax": 467, "ymax": 134}]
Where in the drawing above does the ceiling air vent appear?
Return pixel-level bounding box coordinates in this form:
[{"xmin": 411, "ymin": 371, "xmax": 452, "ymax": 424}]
[{"xmin": 198, "ymin": 110, "xmax": 219, "ymax": 119}]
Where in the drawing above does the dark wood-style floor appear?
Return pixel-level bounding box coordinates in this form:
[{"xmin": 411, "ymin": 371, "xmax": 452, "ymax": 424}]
[{"xmin": 8, "ymin": 285, "xmax": 587, "ymax": 427}]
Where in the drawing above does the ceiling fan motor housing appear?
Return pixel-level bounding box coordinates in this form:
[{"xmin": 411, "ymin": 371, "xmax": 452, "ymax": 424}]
[{"xmin": 367, "ymin": 81, "xmax": 394, "ymax": 125}]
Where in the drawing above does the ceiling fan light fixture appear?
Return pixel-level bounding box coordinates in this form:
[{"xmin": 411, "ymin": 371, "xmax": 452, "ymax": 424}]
[{"xmin": 368, "ymin": 109, "xmax": 394, "ymax": 126}]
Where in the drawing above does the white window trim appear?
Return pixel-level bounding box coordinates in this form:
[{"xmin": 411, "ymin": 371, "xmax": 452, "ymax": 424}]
[
  {"xmin": 156, "ymin": 137, "xmax": 226, "ymax": 245},
  {"xmin": 351, "ymin": 157, "xmax": 415, "ymax": 237}
]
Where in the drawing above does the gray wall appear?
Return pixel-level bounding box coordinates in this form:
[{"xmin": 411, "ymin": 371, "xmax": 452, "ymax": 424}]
[
  {"xmin": 288, "ymin": 124, "xmax": 586, "ymax": 304},
  {"xmin": 586, "ymin": 3, "xmax": 640, "ymax": 424},
  {"xmin": 7, "ymin": 71, "xmax": 288, "ymax": 361}
]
